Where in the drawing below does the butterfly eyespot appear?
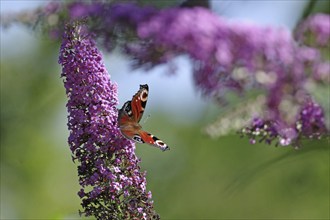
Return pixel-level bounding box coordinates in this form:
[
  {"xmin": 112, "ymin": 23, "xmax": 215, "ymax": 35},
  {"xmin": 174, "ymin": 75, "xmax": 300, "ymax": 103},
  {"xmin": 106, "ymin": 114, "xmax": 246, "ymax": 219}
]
[
  {"xmin": 155, "ymin": 140, "xmax": 165, "ymax": 146},
  {"xmin": 119, "ymin": 84, "xmax": 169, "ymax": 152},
  {"xmin": 140, "ymin": 91, "xmax": 148, "ymax": 102},
  {"xmin": 123, "ymin": 102, "xmax": 131, "ymax": 111},
  {"xmin": 122, "ymin": 101, "xmax": 133, "ymax": 116},
  {"xmin": 133, "ymin": 135, "xmax": 144, "ymax": 143}
]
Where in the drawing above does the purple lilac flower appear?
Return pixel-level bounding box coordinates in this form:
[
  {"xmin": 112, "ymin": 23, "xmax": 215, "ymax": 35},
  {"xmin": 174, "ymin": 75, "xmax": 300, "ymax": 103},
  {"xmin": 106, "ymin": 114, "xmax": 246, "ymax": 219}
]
[
  {"xmin": 111, "ymin": 5, "xmax": 329, "ymax": 146},
  {"xmin": 295, "ymin": 13, "xmax": 330, "ymax": 47},
  {"xmin": 295, "ymin": 13, "xmax": 330, "ymax": 83},
  {"xmin": 58, "ymin": 23, "xmax": 159, "ymax": 219},
  {"xmin": 241, "ymin": 98, "xmax": 327, "ymax": 147},
  {"xmin": 240, "ymin": 118, "xmax": 279, "ymax": 146},
  {"xmin": 60, "ymin": 2, "xmax": 328, "ymax": 147},
  {"xmin": 298, "ymin": 98, "xmax": 327, "ymax": 138},
  {"xmin": 66, "ymin": 2, "xmax": 157, "ymax": 51},
  {"xmin": 48, "ymin": 2, "xmax": 330, "ymax": 147}
]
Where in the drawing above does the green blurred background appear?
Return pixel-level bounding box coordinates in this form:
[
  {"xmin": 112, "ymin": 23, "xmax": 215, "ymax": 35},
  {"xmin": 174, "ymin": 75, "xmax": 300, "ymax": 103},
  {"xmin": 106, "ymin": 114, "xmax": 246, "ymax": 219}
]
[{"xmin": 1, "ymin": 1, "xmax": 329, "ymax": 219}]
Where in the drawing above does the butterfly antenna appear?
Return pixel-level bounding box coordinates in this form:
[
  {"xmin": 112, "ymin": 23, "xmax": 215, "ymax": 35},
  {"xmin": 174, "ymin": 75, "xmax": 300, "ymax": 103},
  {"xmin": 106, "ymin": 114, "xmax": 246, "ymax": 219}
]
[{"xmin": 142, "ymin": 114, "xmax": 151, "ymax": 125}]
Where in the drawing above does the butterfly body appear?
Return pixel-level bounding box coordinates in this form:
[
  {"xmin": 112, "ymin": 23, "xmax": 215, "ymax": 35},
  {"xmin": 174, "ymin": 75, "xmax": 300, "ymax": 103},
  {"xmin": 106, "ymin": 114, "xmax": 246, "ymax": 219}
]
[{"xmin": 118, "ymin": 84, "xmax": 170, "ymax": 151}]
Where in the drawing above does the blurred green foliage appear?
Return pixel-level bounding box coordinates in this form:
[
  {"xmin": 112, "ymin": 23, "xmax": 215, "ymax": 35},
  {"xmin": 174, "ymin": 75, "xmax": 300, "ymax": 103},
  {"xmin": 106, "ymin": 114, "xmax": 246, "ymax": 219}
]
[
  {"xmin": 1, "ymin": 38, "xmax": 82, "ymax": 218},
  {"xmin": 139, "ymin": 118, "xmax": 329, "ymax": 219}
]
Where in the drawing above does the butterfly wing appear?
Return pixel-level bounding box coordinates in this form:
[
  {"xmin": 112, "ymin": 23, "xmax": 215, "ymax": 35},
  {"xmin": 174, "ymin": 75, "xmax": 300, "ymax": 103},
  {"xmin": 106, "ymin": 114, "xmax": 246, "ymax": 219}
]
[
  {"xmin": 137, "ymin": 130, "xmax": 170, "ymax": 151},
  {"xmin": 118, "ymin": 101, "xmax": 140, "ymax": 138},
  {"xmin": 131, "ymin": 84, "xmax": 149, "ymax": 123},
  {"xmin": 118, "ymin": 84, "xmax": 170, "ymax": 152}
]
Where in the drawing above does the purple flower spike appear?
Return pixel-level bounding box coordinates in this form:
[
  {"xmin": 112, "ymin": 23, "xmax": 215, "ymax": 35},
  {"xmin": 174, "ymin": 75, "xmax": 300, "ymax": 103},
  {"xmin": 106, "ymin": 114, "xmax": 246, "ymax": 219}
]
[
  {"xmin": 298, "ymin": 98, "xmax": 327, "ymax": 139},
  {"xmin": 48, "ymin": 2, "xmax": 327, "ymax": 149},
  {"xmin": 296, "ymin": 13, "xmax": 330, "ymax": 47},
  {"xmin": 59, "ymin": 23, "xmax": 159, "ymax": 220},
  {"xmin": 240, "ymin": 98, "xmax": 328, "ymax": 147}
]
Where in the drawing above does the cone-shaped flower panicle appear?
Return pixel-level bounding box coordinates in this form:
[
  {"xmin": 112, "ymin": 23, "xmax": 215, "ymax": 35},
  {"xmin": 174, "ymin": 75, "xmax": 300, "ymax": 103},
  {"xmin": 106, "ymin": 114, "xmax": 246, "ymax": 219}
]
[{"xmin": 58, "ymin": 23, "xmax": 159, "ymax": 220}]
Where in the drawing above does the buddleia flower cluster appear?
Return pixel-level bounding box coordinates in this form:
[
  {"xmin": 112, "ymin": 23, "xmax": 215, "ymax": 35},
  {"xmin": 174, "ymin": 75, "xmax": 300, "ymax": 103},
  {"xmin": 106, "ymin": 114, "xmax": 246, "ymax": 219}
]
[
  {"xmin": 54, "ymin": 1, "xmax": 329, "ymax": 147},
  {"xmin": 240, "ymin": 98, "xmax": 327, "ymax": 147},
  {"xmin": 58, "ymin": 23, "xmax": 159, "ymax": 220},
  {"xmin": 3, "ymin": 1, "xmax": 328, "ymax": 149}
]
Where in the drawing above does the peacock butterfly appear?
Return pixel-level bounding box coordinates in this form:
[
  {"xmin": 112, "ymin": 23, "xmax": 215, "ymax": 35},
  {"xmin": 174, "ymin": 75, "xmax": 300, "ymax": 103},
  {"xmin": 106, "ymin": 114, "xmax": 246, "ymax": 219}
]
[{"xmin": 118, "ymin": 84, "xmax": 170, "ymax": 151}]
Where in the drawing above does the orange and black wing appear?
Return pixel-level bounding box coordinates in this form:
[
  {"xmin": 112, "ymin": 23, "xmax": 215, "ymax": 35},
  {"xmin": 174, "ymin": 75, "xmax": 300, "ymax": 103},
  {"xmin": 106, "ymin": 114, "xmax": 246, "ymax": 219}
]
[
  {"xmin": 137, "ymin": 130, "xmax": 170, "ymax": 151},
  {"xmin": 118, "ymin": 84, "xmax": 169, "ymax": 151},
  {"xmin": 131, "ymin": 84, "xmax": 149, "ymax": 123}
]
